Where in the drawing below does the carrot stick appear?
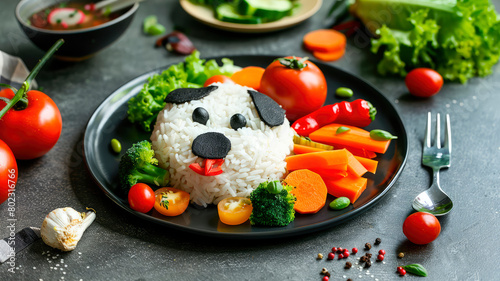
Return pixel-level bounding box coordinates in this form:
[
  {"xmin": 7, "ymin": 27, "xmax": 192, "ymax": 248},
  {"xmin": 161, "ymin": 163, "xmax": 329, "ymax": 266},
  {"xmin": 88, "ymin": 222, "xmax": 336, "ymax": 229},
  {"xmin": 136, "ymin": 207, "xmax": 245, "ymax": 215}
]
[
  {"xmin": 293, "ymin": 144, "xmax": 327, "ymax": 154},
  {"xmin": 303, "ymin": 29, "xmax": 346, "ymax": 53},
  {"xmin": 354, "ymin": 156, "xmax": 378, "ymax": 174},
  {"xmin": 309, "ymin": 124, "xmax": 391, "ymax": 154},
  {"xmin": 347, "ymin": 150, "xmax": 367, "ymax": 177},
  {"xmin": 313, "ymin": 48, "xmax": 346, "ymax": 62},
  {"xmin": 333, "ymin": 144, "xmax": 377, "ymax": 159},
  {"xmin": 285, "ymin": 169, "xmax": 328, "ymax": 214},
  {"xmin": 324, "ymin": 173, "xmax": 368, "ymax": 203},
  {"xmin": 230, "ymin": 66, "xmax": 265, "ymax": 90},
  {"xmin": 286, "ymin": 150, "xmax": 349, "ymax": 172}
]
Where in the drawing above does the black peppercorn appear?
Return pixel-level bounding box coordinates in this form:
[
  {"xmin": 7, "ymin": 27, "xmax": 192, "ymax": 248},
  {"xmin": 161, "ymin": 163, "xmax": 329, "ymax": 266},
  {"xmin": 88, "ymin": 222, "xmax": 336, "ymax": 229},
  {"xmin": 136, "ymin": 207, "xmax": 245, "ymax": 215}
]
[
  {"xmin": 375, "ymin": 238, "xmax": 382, "ymax": 245},
  {"xmin": 365, "ymin": 260, "xmax": 372, "ymax": 268},
  {"xmin": 345, "ymin": 261, "xmax": 352, "ymax": 269},
  {"xmin": 347, "ymin": 279, "xmax": 353, "ymax": 281},
  {"xmin": 365, "ymin": 242, "xmax": 372, "ymax": 250},
  {"xmin": 360, "ymin": 256, "xmax": 367, "ymax": 262},
  {"xmin": 365, "ymin": 253, "xmax": 372, "ymax": 259}
]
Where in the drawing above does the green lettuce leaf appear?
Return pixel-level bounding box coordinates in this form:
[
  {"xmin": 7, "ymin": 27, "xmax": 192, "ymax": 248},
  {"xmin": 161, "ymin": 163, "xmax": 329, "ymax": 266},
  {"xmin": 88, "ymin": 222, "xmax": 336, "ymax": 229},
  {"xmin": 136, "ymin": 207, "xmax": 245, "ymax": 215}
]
[{"xmin": 352, "ymin": 0, "xmax": 500, "ymax": 83}]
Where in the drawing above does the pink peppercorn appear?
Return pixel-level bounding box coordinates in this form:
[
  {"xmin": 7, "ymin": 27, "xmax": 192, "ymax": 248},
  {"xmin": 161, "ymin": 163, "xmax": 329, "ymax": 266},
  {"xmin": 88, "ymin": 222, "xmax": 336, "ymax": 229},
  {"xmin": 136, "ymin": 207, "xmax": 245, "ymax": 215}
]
[
  {"xmin": 322, "ymin": 276, "xmax": 329, "ymax": 281},
  {"xmin": 338, "ymin": 253, "xmax": 344, "ymax": 259},
  {"xmin": 331, "ymin": 247, "xmax": 337, "ymax": 252},
  {"xmin": 327, "ymin": 252, "xmax": 335, "ymax": 260},
  {"xmin": 337, "ymin": 247, "xmax": 343, "ymax": 253},
  {"xmin": 343, "ymin": 252, "xmax": 350, "ymax": 258},
  {"xmin": 377, "ymin": 254, "xmax": 384, "ymax": 261},
  {"xmin": 351, "ymin": 248, "xmax": 358, "ymax": 254},
  {"xmin": 397, "ymin": 266, "xmax": 406, "ymax": 276},
  {"xmin": 379, "ymin": 249, "xmax": 386, "ymax": 255}
]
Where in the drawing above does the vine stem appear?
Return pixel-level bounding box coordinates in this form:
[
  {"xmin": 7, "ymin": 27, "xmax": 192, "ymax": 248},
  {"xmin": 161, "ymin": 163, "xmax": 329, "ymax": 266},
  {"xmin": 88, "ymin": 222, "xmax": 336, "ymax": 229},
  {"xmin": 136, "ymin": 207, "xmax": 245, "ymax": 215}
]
[{"xmin": 0, "ymin": 39, "xmax": 64, "ymax": 119}]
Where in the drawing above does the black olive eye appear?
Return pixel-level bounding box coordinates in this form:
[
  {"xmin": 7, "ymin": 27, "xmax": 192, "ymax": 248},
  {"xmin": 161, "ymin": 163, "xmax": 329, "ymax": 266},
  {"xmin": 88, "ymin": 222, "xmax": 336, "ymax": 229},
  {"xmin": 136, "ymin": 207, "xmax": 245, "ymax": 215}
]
[
  {"xmin": 192, "ymin": 107, "xmax": 209, "ymax": 125},
  {"xmin": 230, "ymin": 113, "xmax": 247, "ymax": 130}
]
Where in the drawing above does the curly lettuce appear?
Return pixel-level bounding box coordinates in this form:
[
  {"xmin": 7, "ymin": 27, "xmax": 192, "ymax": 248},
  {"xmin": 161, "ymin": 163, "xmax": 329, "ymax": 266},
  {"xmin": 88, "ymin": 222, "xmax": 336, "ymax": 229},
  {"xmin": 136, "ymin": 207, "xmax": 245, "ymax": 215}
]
[
  {"xmin": 127, "ymin": 51, "xmax": 236, "ymax": 131},
  {"xmin": 351, "ymin": 0, "xmax": 500, "ymax": 83}
]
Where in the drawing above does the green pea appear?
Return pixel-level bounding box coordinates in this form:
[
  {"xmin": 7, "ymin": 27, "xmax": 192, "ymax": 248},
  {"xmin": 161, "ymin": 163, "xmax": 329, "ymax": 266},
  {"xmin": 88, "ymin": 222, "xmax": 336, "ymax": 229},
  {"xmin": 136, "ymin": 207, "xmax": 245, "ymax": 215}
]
[
  {"xmin": 329, "ymin": 197, "xmax": 350, "ymax": 210},
  {"xmin": 336, "ymin": 126, "xmax": 351, "ymax": 135},
  {"xmin": 267, "ymin": 181, "xmax": 283, "ymax": 194},
  {"xmin": 111, "ymin": 138, "xmax": 122, "ymax": 154},
  {"xmin": 335, "ymin": 87, "xmax": 354, "ymax": 98},
  {"xmin": 370, "ymin": 129, "xmax": 398, "ymax": 141}
]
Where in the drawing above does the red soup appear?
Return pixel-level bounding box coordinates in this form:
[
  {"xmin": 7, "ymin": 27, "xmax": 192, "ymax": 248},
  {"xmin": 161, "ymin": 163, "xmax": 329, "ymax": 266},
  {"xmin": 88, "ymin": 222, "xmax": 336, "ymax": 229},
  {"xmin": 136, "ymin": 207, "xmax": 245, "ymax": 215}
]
[{"xmin": 29, "ymin": 1, "xmax": 126, "ymax": 31}]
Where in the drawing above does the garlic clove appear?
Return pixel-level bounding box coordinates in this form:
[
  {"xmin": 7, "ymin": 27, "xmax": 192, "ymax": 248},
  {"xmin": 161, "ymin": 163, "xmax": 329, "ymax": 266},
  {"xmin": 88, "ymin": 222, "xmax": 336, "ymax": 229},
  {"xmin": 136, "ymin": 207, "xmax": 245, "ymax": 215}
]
[{"xmin": 41, "ymin": 207, "xmax": 96, "ymax": 251}]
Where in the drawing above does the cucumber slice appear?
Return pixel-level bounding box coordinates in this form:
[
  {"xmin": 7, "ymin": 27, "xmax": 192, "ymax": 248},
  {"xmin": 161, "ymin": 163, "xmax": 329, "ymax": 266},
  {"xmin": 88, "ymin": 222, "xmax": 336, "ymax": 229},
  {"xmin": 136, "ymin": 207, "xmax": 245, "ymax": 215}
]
[
  {"xmin": 293, "ymin": 135, "xmax": 334, "ymax": 150},
  {"xmin": 238, "ymin": 0, "xmax": 293, "ymax": 22},
  {"xmin": 215, "ymin": 4, "xmax": 263, "ymax": 24}
]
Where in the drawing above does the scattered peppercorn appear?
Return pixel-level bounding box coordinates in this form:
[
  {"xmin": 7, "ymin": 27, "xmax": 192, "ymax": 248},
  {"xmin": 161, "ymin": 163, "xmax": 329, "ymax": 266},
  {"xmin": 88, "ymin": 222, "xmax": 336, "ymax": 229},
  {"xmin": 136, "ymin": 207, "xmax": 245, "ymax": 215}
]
[
  {"xmin": 345, "ymin": 261, "xmax": 352, "ymax": 269},
  {"xmin": 327, "ymin": 252, "xmax": 335, "ymax": 260},
  {"xmin": 377, "ymin": 254, "xmax": 385, "ymax": 261},
  {"xmin": 365, "ymin": 253, "xmax": 372, "ymax": 259},
  {"xmin": 332, "ymin": 247, "xmax": 337, "ymax": 252},
  {"xmin": 321, "ymin": 268, "xmax": 328, "ymax": 274},
  {"xmin": 360, "ymin": 256, "xmax": 367, "ymax": 262},
  {"xmin": 337, "ymin": 247, "xmax": 344, "ymax": 253},
  {"xmin": 378, "ymin": 249, "xmax": 386, "ymax": 255},
  {"xmin": 397, "ymin": 266, "xmax": 407, "ymax": 276},
  {"xmin": 398, "ymin": 252, "xmax": 405, "ymax": 259},
  {"xmin": 338, "ymin": 253, "xmax": 344, "ymax": 259},
  {"xmin": 317, "ymin": 253, "xmax": 324, "ymax": 260},
  {"xmin": 325, "ymin": 272, "xmax": 331, "ymax": 278},
  {"xmin": 375, "ymin": 238, "xmax": 382, "ymax": 245},
  {"xmin": 365, "ymin": 260, "xmax": 372, "ymax": 268},
  {"xmin": 351, "ymin": 248, "xmax": 358, "ymax": 254},
  {"xmin": 322, "ymin": 276, "xmax": 329, "ymax": 281},
  {"xmin": 343, "ymin": 252, "xmax": 350, "ymax": 258},
  {"xmin": 365, "ymin": 243, "xmax": 372, "ymax": 250},
  {"xmin": 347, "ymin": 279, "xmax": 353, "ymax": 281}
]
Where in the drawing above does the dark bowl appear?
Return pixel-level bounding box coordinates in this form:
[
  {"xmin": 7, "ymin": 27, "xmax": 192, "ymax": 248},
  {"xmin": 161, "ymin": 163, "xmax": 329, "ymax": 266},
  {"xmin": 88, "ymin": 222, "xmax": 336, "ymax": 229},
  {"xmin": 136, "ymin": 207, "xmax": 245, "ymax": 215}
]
[{"xmin": 15, "ymin": 0, "xmax": 139, "ymax": 61}]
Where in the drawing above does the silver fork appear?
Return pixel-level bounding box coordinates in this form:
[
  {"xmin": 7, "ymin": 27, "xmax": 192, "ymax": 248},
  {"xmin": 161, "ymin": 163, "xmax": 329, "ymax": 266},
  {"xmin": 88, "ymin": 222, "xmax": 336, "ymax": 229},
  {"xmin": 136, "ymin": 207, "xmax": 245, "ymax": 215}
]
[{"xmin": 412, "ymin": 112, "xmax": 454, "ymax": 216}]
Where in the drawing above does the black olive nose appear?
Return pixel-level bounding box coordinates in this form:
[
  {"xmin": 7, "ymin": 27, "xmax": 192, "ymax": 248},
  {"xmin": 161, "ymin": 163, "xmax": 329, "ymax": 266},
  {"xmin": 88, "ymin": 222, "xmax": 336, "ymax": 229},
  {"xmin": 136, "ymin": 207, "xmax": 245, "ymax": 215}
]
[{"xmin": 192, "ymin": 132, "xmax": 231, "ymax": 159}]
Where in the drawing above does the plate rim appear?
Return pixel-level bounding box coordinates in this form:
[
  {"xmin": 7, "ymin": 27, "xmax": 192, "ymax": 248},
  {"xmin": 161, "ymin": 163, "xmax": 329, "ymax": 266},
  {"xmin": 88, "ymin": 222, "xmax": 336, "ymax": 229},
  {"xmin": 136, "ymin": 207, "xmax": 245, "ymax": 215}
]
[
  {"xmin": 179, "ymin": 0, "xmax": 323, "ymax": 33},
  {"xmin": 83, "ymin": 54, "xmax": 409, "ymax": 239}
]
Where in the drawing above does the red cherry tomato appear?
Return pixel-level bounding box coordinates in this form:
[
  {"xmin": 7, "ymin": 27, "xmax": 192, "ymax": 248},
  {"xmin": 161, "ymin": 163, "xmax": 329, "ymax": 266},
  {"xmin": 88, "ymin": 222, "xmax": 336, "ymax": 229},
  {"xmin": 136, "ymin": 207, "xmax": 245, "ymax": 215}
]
[
  {"xmin": 0, "ymin": 139, "xmax": 17, "ymax": 205},
  {"xmin": 259, "ymin": 57, "xmax": 327, "ymax": 121},
  {"xmin": 405, "ymin": 68, "xmax": 443, "ymax": 98},
  {"xmin": 203, "ymin": 75, "xmax": 234, "ymax": 87},
  {"xmin": 128, "ymin": 183, "xmax": 155, "ymax": 213},
  {"xmin": 403, "ymin": 212, "xmax": 441, "ymax": 244},
  {"xmin": 0, "ymin": 89, "xmax": 62, "ymax": 159}
]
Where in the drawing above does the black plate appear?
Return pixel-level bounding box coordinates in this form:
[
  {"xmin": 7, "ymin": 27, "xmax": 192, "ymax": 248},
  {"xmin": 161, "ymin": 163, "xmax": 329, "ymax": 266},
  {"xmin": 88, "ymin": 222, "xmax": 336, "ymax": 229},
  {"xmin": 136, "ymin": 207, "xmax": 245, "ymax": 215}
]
[{"xmin": 83, "ymin": 55, "xmax": 408, "ymax": 239}]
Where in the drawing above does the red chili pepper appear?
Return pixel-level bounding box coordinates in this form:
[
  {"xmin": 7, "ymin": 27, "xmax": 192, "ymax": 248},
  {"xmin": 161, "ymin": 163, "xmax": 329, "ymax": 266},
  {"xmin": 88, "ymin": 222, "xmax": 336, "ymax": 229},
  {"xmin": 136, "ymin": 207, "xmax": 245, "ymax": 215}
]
[
  {"xmin": 291, "ymin": 99, "xmax": 376, "ymax": 137},
  {"xmin": 189, "ymin": 158, "xmax": 224, "ymax": 176}
]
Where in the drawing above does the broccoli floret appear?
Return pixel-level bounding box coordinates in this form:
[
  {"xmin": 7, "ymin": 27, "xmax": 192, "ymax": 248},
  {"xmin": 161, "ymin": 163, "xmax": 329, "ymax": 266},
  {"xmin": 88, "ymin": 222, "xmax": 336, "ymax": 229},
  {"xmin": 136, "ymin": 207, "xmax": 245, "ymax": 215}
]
[
  {"xmin": 249, "ymin": 181, "xmax": 296, "ymax": 227},
  {"xmin": 118, "ymin": 140, "xmax": 169, "ymax": 190}
]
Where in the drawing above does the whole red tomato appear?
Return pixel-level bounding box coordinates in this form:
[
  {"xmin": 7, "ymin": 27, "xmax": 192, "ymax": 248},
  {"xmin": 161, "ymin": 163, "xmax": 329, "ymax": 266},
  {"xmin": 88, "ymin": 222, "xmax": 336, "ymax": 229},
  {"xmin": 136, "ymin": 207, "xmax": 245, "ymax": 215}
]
[
  {"xmin": 405, "ymin": 68, "xmax": 443, "ymax": 97},
  {"xmin": 0, "ymin": 89, "xmax": 62, "ymax": 159},
  {"xmin": 403, "ymin": 212, "xmax": 441, "ymax": 245},
  {"xmin": 0, "ymin": 139, "xmax": 17, "ymax": 205},
  {"xmin": 260, "ymin": 57, "xmax": 327, "ymax": 121},
  {"xmin": 203, "ymin": 75, "xmax": 234, "ymax": 87},
  {"xmin": 128, "ymin": 183, "xmax": 155, "ymax": 213}
]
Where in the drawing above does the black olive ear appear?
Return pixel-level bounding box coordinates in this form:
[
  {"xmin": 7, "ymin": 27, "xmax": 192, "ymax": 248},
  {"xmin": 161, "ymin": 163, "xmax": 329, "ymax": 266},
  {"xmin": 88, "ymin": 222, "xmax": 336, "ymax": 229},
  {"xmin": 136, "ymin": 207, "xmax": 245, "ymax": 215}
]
[
  {"xmin": 248, "ymin": 90, "xmax": 285, "ymax": 127},
  {"xmin": 165, "ymin": 85, "xmax": 218, "ymax": 104}
]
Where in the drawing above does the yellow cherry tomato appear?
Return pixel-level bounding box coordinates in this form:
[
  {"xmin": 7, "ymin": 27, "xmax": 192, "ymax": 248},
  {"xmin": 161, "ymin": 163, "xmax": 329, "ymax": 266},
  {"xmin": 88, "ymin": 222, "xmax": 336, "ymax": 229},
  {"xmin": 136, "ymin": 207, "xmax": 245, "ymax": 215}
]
[{"xmin": 217, "ymin": 197, "xmax": 253, "ymax": 225}]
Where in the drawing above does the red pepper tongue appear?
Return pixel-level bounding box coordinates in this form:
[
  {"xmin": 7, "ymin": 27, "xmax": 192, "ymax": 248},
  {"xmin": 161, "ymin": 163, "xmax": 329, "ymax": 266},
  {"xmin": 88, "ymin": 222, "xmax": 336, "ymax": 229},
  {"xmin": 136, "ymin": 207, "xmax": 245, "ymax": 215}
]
[{"xmin": 189, "ymin": 158, "xmax": 225, "ymax": 176}]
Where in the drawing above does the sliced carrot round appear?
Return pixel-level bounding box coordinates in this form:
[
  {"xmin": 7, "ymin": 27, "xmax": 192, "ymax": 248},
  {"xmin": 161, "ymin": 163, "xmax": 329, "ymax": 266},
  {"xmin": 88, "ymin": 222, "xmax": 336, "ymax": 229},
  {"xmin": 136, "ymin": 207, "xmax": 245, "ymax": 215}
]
[
  {"xmin": 313, "ymin": 48, "xmax": 346, "ymax": 62},
  {"xmin": 230, "ymin": 66, "xmax": 265, "ymax": 90},
  {"xmin": 285, "ymin": 169, "xmax": 327, "ymax": 214},
  {"xmin": 303, "ymin": 29, "xmax": 346, "ymax": 53}
]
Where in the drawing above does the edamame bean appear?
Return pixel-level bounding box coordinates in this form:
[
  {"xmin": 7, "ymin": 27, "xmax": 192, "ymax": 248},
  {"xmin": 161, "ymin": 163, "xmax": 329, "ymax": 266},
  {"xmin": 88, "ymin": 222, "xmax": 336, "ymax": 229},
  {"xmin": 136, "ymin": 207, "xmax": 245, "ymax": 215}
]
[
  {"xmin": 111, "ymin": 138, "xmax": 122, "ymax": 153},
  {"xmin": 329, "ymin": 197, "xmax": 350, "ymax": 210},
  {"xmin": 335, "ymin": 87, "xmax": 354, "ymax": 98}
]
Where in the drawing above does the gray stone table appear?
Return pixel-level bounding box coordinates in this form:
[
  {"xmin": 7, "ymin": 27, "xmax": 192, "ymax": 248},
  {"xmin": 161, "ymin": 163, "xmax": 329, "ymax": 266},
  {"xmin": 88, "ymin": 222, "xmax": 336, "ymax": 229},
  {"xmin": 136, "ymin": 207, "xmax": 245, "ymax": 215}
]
[{"xmin": 1, "ymin": 0, "xmax": 499, "ymax": 280}]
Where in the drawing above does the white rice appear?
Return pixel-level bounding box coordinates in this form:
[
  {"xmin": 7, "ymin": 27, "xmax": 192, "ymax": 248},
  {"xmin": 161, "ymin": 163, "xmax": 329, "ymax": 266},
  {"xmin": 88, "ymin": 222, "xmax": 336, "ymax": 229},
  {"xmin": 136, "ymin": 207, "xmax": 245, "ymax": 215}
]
[{"xmin": 150, "ymin": 83, "xmax": 294, "ymax": 207}]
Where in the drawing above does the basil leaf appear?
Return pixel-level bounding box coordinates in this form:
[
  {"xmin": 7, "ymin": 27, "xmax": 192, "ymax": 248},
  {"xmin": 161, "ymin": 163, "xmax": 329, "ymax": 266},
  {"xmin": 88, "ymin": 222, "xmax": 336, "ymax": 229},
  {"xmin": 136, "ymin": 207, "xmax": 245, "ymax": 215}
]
[
  {"xmin": 370, "ymin": 129, "xmax": 397, "ymax": 141},
  {"xmin": 403, "ymin": 264, "xmax": 428, "ymax": 277},
  {"xmin": 336, "ymin": 126, "xmax": 351, "ymax": 135}
]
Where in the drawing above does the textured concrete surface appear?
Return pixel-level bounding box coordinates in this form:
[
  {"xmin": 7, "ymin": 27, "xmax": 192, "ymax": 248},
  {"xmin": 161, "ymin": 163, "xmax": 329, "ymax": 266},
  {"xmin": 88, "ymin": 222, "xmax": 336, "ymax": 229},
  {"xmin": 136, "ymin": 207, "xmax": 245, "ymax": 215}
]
[{"xmin": 1, "ymin": 0, "xmax": 500, "ymax": 280}]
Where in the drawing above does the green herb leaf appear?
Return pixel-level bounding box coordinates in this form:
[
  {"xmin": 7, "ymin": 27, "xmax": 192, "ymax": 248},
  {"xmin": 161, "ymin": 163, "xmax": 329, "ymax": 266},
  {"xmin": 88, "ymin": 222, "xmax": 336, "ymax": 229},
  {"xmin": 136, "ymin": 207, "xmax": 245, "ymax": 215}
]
[
  {"xmin": 402, "ymin": 264, "xmax": 428, "ymax": 277},
  {"xmin": 143, "ymin": 15, "xmax": 165, "ymax": 35},
  {"xmin": 336, "ymin": 126, "xmax": 351, "ymax": 135},
  {"xmin": 160, "ymin": 192, "xmax": 169, "ymax": 209},
  {"xmin": 370, "ymin": 129, "xmax": 397, "ymax": 141},
  {"xmin": 267, "ymin": 181, "xmax": 283, "ymax": 194}
]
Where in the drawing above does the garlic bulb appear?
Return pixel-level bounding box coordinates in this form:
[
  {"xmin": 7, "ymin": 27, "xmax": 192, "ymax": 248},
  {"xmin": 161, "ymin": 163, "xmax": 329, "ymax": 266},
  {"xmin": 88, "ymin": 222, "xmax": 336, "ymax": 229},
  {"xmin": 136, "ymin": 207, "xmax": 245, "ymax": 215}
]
[{"xmin": 41, "ymin": 207, "xmax": 96, "ymax": 251}]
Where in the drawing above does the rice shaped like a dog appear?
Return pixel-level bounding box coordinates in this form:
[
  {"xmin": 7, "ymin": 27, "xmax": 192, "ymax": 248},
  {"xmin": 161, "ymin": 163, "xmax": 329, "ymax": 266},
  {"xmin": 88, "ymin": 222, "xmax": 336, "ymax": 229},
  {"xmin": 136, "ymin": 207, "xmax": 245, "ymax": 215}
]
[{"xmin": 151, "ymin": 83, "xmax": 294, "ymax": 207}]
